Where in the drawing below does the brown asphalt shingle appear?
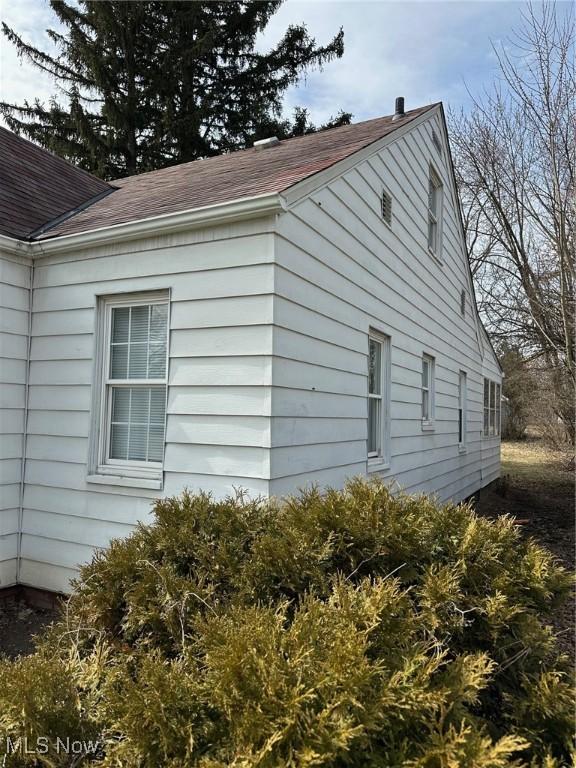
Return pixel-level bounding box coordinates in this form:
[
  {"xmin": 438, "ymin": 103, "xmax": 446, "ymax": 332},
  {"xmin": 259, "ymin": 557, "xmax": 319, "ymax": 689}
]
[
  {"xmin": 39, "ymin": 104, "xmax": 435, "ymax": 240},
  {"xmin": 0, "ymin": 127, "xmax": 112, "ymax": 240},
  {"xmin": 1, "ymin": 104, "xmax": 436, "ymax": 242}
]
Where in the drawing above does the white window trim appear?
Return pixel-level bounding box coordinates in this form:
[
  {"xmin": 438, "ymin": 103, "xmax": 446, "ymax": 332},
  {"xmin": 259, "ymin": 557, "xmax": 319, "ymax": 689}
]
[
  {"xmin": 367, "ymin": 329, "xmax": 391, "ymax": 472},
  {"xmin": 427, "ymin": 165, "xmax": 443, "ymax": 262},
  {"xmin": 421, "ymin": 353, "xmax": 436, "ymax": 431},
  {"xmin": 88, "ymin": 290, "xmax": 170, "ymax": 488},
  {"xmin": 458, "ymin": 370, "xmax": 467, "ymax": 452}
]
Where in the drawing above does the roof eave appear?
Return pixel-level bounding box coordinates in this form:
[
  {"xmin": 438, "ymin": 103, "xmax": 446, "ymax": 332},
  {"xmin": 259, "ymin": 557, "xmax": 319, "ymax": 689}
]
[
  {"xmin": 29, "ymin": 191, "xmax": 286, "ymax": 257},
  {"xmin": 0, "ymin": 233, "xmax": 33, "ymax": 259}
]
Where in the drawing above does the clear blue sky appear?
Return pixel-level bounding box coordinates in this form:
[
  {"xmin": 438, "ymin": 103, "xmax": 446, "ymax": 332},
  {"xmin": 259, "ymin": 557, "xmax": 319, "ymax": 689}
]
[{"xmin": 0, "ymin": 0, "xmax": 572, "ymax": 124}]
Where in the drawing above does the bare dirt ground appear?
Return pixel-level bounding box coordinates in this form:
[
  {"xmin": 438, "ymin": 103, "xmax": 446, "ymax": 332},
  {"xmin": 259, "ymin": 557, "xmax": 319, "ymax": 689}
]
[
  {"xmin": 475, "ymin": 439, "xmax": 575, "ymax": 660},
  {"xmin": 0, "ymin": 599, "xmax": 59, "ymax": 659}
]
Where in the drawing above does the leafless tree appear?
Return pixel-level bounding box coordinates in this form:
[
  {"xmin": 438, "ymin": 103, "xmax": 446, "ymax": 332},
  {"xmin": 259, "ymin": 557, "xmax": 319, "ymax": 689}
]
[{"xmin": 450, "ymin": 1, "xmax": 575, "ymax": 442}]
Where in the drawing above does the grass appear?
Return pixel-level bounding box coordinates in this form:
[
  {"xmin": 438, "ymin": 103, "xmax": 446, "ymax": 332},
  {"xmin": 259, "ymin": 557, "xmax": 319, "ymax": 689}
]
[{"xmin": 500, "ymin": 440, "xmax": 574, "ymax": 491}]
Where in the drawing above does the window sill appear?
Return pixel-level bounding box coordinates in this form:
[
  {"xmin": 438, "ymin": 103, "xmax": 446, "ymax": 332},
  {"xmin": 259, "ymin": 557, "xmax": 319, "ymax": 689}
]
[
  {"xmin": 421, "ymin": 421, "xmax": 435, "ymax": 432},
  {"xmin": 87, "ymin": 473, "xmax": 163, "ymax": 490},
  {"xmin": 367, "ymin": 459, "xmax": 391, "ymax": 474},
  {"xmin": 428, "ymin": 248, "xmax": 443, "ymax": 266}
]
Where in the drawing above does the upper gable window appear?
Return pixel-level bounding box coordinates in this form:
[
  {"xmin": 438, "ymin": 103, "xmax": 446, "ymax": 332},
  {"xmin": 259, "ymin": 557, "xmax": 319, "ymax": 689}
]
[
  {"xmin": 431, "ymin": 129, "xmax": 443, "ymax": 156},
  {"xmin": 427, "ymin": 167, "xmax": 443, "ymax": 259}
]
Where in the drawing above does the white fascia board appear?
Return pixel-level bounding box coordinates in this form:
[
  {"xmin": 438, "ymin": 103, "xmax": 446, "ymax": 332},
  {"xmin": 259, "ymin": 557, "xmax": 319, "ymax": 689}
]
[
  {"xmin": 28, "ymin": 192, "xmax": 286, "ymax": 258},
  {"xmin": 281, "ymin": 106, "xmax": 440, "ymax": 208}
]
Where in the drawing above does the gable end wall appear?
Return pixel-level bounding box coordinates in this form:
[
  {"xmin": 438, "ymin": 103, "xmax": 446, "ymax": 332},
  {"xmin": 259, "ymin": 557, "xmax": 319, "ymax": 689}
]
[{"xmin": 269, "ymin": 109, "xmax": 501, "ymax": 500}]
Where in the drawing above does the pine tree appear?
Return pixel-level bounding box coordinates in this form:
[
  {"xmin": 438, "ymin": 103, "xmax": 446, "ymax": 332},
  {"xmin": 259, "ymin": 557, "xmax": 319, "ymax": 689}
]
[{"xmin": 1, "ymin": 1, "xmax": 346, "ymax": 179}]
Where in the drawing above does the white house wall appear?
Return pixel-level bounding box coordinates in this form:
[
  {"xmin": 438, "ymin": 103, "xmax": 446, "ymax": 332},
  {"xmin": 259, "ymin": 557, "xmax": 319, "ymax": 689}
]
[
  {"xmin": 19, "ymin": 219, "xmax": 275, "ymax": 592},
  {"xmin": 1, "ymin": 109, "xmax": 502, "ymax": 595},
  {"xmin": 0, "ymin": 250, "xmax": 30, "ymax": 588},
  {"xmin": 269, "ymin": 111, "xmax": 501, "ymax": 500}
]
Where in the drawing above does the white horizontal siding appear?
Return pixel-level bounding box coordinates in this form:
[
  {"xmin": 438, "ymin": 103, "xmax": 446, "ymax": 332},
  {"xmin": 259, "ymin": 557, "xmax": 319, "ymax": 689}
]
[
  {"xmin": 0, "ymin": 559, "xmax": 17, "ymax": 588},
  {"xmin": 17, "ymin": 559, "xmax": 76, "ymax": 593},
  {"xmin": 0, "ymin": 251, "xmax": 30, "ymax": 585},
  {"xmin": 15, "ymin": 224, "xmax": 275, "ymax": 591},
  {"xmin": 270, "ymin": 111, "xmax": 500, "ymax": 502},
  {"xmin": 167, "ymin": 415, "xmax": 270, "ymax": 448},
  {"xmin": 23, "ymin": 483, "xmax": 156, "ymax": 525}
]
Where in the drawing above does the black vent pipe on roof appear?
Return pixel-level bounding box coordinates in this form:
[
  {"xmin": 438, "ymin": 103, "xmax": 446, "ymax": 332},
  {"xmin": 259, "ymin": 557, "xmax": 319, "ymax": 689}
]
[{"xmin": 392, "ymin": 96, "xmax": 405, "ymax": 121}]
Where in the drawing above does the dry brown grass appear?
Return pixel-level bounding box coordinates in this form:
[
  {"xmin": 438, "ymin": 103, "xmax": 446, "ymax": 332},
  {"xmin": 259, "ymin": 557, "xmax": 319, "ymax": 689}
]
[{"xmin": 500, "ymin": 440, "xmax": 574, "ymax": 491}]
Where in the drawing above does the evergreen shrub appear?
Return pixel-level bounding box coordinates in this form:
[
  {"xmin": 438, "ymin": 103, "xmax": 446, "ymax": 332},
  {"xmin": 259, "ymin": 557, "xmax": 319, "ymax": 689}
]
[{"xmin": 0, "ymin": 479, "xmax": 573, "ymax": 767}]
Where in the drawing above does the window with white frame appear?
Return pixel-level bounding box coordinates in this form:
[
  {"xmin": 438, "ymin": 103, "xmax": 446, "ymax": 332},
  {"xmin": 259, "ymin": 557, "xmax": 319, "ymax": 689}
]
[
  {"xmin": 458, "ymin": 371, "xmax": 467, "ymax": 447},
  {"xmin": 421, "ymin": 354, "xmax": 435, "ymax": 426},
  {"xmin": 92, "ymin": 292, "xmax": 169, "ymax": 484},
  {"xmin": 427, "ymin": 167, "xmax": 443, "ymax": 257},
  {"xmin": 483, "ymin": 378, "xmax": 501, "ymax": 437},
  {"xmin": 368, "ymin": 331, "xmax": 390, "ymax": 465}
]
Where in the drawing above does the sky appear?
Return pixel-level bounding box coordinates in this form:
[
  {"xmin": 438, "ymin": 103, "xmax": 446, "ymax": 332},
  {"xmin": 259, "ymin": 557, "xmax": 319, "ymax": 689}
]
[{"xmin": 0, "ymin": 0, "xmax": 572, "ymax": 125}]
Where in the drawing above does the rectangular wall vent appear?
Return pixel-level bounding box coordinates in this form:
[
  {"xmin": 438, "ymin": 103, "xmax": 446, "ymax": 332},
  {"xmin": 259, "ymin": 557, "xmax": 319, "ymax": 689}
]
[
  {"xmin": 381, "ymin": 189, "xmax": 392, "ymax": 226},
  {"xmin": 432, "ymin": 129, "xmax": 443, "ymax": 155}
]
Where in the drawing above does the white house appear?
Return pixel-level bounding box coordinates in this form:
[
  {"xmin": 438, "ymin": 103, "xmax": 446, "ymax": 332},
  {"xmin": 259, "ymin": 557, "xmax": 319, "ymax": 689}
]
[{"xmin": 0, "ymin": 99, "xmax": 502, "ymax": 594}]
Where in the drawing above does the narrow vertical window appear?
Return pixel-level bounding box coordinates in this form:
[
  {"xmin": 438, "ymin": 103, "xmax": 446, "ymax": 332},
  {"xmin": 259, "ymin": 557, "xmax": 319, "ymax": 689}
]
[
  {"xmin": 483, "ymin": 378, "xmax": 501, "ymax": 437},
  {"xmin": 368, "ymin": 331, "xmax": 390, "ymax": 465},
  {"xmin": 368, "ymin": 337, "xmax": 382, "ymax": 458},
  {"xmin": 458, "ymin": 371, "xmax": 467, "ymax": 447},
  {"xmin": 427, "ymin": 167, "xmax": 443, "ymax": 257},
  {"xmin": 483, "ymin": 378, "xmax": 490, "ymax": 436},
  {"xmin": 489, "ymin": 380, "xmax": 496, "ymax": 435},
  {"xmin": 422, "ymin": 353, "xmax": 435, "ymax": 427},
  {"xmin": 92, "ymin": 292, "xmax": 169, "ymax": 485},
  {"xmin": 495, "ymin": 383, "xmax": 501, "ymax": 435}
]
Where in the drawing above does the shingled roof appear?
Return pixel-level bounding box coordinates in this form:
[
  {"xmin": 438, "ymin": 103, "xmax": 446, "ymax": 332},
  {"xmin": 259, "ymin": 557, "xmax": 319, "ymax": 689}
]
[
  {"xmin": 0, "ymin": 127, "xmax": 112, "ymax": 240},
  {"xmin": 1, "ymin": 104, "xmax": 436, "ymax": 242}
]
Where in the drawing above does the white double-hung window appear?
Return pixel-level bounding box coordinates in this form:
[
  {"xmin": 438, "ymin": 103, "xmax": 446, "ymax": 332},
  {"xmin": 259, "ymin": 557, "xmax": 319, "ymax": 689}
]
[
  {"xmin": 368, "ymin": 330, "xmax": 390, "ymax": 468},
  {"xmin": 90, "ymin": 292, "xmax": 169, "ymax": 488}
]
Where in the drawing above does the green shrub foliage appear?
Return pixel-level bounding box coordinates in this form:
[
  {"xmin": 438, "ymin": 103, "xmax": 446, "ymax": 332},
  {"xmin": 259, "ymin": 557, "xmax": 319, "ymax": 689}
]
[{"xmin": 0, "ymin": 480, "xmax": 573, "ymax": 766}]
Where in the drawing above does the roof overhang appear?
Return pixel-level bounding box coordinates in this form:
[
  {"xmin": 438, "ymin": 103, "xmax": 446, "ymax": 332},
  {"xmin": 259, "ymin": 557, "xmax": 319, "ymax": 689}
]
[{"xmin": 0, "ymin": 192, "xmax": 286, "ymax": 259}]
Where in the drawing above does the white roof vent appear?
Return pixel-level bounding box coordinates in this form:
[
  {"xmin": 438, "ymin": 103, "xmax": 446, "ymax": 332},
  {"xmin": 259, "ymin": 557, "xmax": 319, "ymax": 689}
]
[{"xmin": 253, "ymin": 136, "xmax": 280, "ymax": 151}]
